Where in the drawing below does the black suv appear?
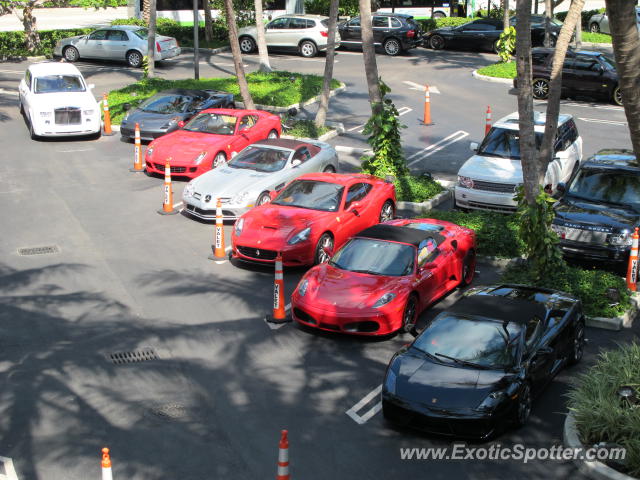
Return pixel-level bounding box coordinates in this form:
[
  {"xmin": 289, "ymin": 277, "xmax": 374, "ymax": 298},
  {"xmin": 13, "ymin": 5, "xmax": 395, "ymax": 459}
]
[
  {"xmin": 514, "ymin": 48, "xmax": 622, "ymax": 106},
  {"xmin": 551, "ymin": 149, "xmax": 640, "ymax": 262},
  {"xmin": 337, "ymin": 13, "xmax": 423, "ymax": 56}
]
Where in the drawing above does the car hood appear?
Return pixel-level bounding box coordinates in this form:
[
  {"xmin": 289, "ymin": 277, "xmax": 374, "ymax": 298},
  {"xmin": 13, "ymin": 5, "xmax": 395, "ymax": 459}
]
[
  {"xmin": 241, "ymin": 203, "xmax": 332, "ymax": 241},
  {"xmin": 458, "ymin": 155, "xmax": 522, "ymax": 183},
  {"xmin": 394, "ymin": 351, "xmax": 510, "ymax": 409},
  {"xmin": 190, "ymin": 164, "xmax": 278, "ymax": 196},
  {"xmin": 149, "ymin": 130, "xmax": 228, "ymax": 163},
  {"xmin": 61, "ymin": 35, "xmax": 85, "ymax": 44},
  {"xmin": 29, "ymin": 91, "xmax": 98, "ymax": 109},
  {"xmin": 122, "ymin": 109, "xmax": 187, "ymax": 129},
  {"xmin": 554, "ymin": 196, "xmax": 640, "ymax": 231},
  {"xmin": 303, "ymin": 263, "xmax": 409, "ymax": 309},
  {"xmin": 429, "ymin": 26, "xmax": 455, "ymax": 34}
]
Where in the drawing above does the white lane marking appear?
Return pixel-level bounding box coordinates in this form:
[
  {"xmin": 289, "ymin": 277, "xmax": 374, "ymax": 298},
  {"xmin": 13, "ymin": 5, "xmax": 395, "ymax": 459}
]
[
  {"xmin": 173, "ymin": 201, "xmax": 183, "ymax": 209},
  {"xmin": 200, "ymin": 62, "xmax": 249, "ymax": 67},
  {"xmin": 348, "ymin": 107, "xmax": 413, "ymax": 134},
  {"xmin": 265, "ymin": 303, "xmax": 291, "ymax": 330},
  {"xmin": 408, "ymin": 130, "xmax": 469, "ymax": 166},
  {"xmin": 403, "ymin": 80, "xmax": 440, "ymax": 93},
  {"xmin": 56, "ymin": 147, "xmax": 94, "ymax": 153},
  {"xmin": 0, "ymin": 88, "xmax": 19, "ymax": 96},
  {"xmin": 534, "ymin": 100, "xmax": 623, "ymax": 111},
  {"xmin": 347, "ymin": 124, "xmax": 364, "ymax": 132},
  {"xmin": 346, "ymin": 384, "xmax": 382, "ymax": 424},
  {"xmin": 0, "ymin": 69, "xmax": 23, "ymax": 75},
  {"xmin": 578, "ymin": 117, "xmax": 627, "ymax": 126},
  {"xmin": 0, "ymin": 456, "xmax": 19, "ymax": 480}
]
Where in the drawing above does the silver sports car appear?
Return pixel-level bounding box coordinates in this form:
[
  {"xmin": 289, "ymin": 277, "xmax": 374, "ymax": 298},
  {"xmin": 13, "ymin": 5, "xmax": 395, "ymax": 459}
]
[
  {"xmin": 182, "ymin": 138, "xmax": 339, "ymax": 221},
  {"xmin": 54, "ymin": 25, "xmax": 180, "ymax": 68}
]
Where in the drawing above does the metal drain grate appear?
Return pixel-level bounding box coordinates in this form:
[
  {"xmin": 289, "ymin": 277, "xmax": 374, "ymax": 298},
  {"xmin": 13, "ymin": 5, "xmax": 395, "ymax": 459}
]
[
  {"xmin": 109, "ymin": 348, "xmax": 158, "ymax": 365},
  {"xmin": 17, "ymin": 245, "xmax": 60, "ymax": 256}
]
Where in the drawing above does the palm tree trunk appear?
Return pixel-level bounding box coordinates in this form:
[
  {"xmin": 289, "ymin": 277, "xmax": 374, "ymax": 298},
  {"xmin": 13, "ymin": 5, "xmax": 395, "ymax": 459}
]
[
  {"xmin": 502, "ymin": 0, "xmax": 509, "ymax": 31},
  {"xmin": 223, "ymin": 0, "xmax": 255, "ymax": 109},
  {"xmin": 537, "ymin": 0, "xmax": 584, "ymax": 181},
  {"xmin": 516, "ymin": 0, "xmax": 538, "ymax": 206},
  {"xmin": 544, "ymin": 0, "xmax": 552, "ymax": 47},
  {"xmin": 254, "ymin": 0, "xmax": 272, "ymax": 72},
  {"xmin": 204, "ymin": 0, "xmax": 214, "ymax": 43},
  {"xmin": 142, "ymin": 0, "xmax": 150, "ymax": 23},
  {"xmin": 605, "ymin": 0, "xmax": 640, "ymax": 160},
  {"xmin": 146, "ymin": 0, "xmax": 157, "ymax": 77},
  {"xmin": 22, "ymin": 1, "xmax": 41, "ymax": 52},
  {"xmin": 315, "ymin": 0, "xmax": 339, "ymax": 128},
  {"xmin": 359, "ymin": 0, "xmax": 382, "ymax": 111}
]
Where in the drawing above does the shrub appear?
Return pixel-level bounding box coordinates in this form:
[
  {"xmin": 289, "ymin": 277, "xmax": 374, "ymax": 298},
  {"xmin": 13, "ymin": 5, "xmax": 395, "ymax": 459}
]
[
  {"xmin": 567, "ymin": 343, "xmax": 640, "ymax": 477},
  {"xmin": 417, "ymin": 17, "xmax": 469, "ymax": 32},
  {"xmin": 304, "ymin": 0, "xmax": 359, "ymax": 17},
  {"xmin": 394, "ymin": 174, "xmax": 443, "ymax": 203},
  {"xmin": 112, "ymin": 17, "xmax": 229, "ymax": 46},
  {"xmin": 0, "ymin": 27, "xmax": 92, "ymax": 58}
]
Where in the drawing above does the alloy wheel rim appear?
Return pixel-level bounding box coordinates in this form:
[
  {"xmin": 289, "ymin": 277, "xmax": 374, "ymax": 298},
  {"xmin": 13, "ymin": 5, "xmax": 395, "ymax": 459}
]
[
  {"xmin": 318, "ymin": 236, "xmax": 332, "ymax": 263},
  {"xmin": 431, "ymin": 37, "xmax": 443, "ymax": 49},
  {"xmin": 403, "ymin": 299, "xmax": 416, "ymax": 332},
  {"xmin": 65, "ymin": 48, "xmax": 77, "ymax": 61},
  {"xmin": 386, "ymin": 41, "xmax": 399, "ymax": 55},
  {"xmin": 258, "ymin": 194, "xmax": 270, "ymax": 205},
  {"xmin": 213, "ymin": 153, "xmax": 226, "ymax": 168},
  {"xmin": 268, "ymin": 131, "xmax": 278, "ymax": 139},
  {"xmin": 380, "ymin": 203, "xmax": 393, "ymax": 222},
  {"xmin": 130, "ymin": 52, "xmax": 141, "ymax": 66},
  {"xmin": 574, "ymin": 325, "xmax": 584, "ymax": 361},
  {"xmin": 301, "ymin": 43, "xmax": 314, "ymax": 56},
  {"xmin": 533, "ymin": 81, "xmax": 548, "ymax": 98},
  {"xmin": 240, "ymin": 39, "xmax": 252, "ymax": 52},
  {"xmin": 615, "ymin": 88, "xmax": 622, "ymax": 105}
]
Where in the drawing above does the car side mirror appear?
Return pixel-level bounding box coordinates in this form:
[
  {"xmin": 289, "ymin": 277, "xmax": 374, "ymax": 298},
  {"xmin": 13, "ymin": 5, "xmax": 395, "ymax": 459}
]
[
  {"xmin": 177, "ymin": 120, "xmax": 185, "ymax": 128},
  {"xmin": 88, "ymin": 83, "xmax": 95, "ymax": 90},
  {"xmin": 556, "ymin": 182, "xmax": 566, "ymax": 196},
  {"xmin": 470, "ymin": 141, "xmax": 479, "ymax": 152},
  {"xmin": 291, "ymin": 159, "xmax": 302, "ymax": 167},
  {"xmin": 348, "ymin": 202, "xmax": 360, "ymax": 216},
  {"xmin": 122, "ymin": 102, "xmax": 131, "ymax": 111}
]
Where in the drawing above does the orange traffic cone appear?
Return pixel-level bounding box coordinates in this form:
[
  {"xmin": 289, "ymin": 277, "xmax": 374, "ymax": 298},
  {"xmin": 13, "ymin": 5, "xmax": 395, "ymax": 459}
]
[
  {"xmin": 102, "ymin": 94, "xmax": 114, "ymax": 136},
  {"xmin": 265, "ymin": 253, "xmax": 289, "ymax": 323},
  {"xmin": 276, "ymin": 430, "xmax": 290, "ymax": 480},
  {"xmin": 157, "ymin": 159, "xmax": 179, "ymax": 215},
  {"xmin": 422, "ymin": 85, "xmax": 433, "ymax": 126},
  {"xmin": 130, "ymin": 122, "xmax": 144, "ymax": 172},
  {"xmin": 101, "ymin": 447, "xmax": 113, "ymax": 480},
  {"xmin": 626, "ymin": 227, "xmax": 639, "ymax": 291},
  {"xmin": 208, "ymin": 198, "xmax": 227, "ymax": 260},
  {"xmin": 485, "ymin": 106, "xmax": 492, "ymax": 136}
]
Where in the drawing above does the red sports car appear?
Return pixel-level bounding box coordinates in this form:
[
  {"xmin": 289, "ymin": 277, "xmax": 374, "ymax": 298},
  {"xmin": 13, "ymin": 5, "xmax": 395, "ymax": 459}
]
[
  {"xmin": 291, "ymin": 219, "xmax": 477, "ymax": 336},
  {"xmin": 144, "ymin": 108, "xmax": 281, "ymax": 179},
  {"xmin": 231, "ymin": 173, "xmax": 396, "ymax": 266}
]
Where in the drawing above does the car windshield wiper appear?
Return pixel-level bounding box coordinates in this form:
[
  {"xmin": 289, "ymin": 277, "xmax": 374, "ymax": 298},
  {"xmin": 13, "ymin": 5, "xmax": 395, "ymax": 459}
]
[
  {"xmin": 348, "ymin": 268, "xmax": 382, "ymax": 275},
  {"xmin": 434, "ymin": 352, "xmax": 490, "ymax": 370},
  {"xmin": 477, "ymin": 151, "xmax": 511, "ymax": 159}
]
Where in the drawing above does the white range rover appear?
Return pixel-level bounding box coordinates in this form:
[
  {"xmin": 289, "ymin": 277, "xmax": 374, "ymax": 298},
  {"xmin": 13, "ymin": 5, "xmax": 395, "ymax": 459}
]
[
  {"xmin": 18, "ymin": 61, "xmax": 101, "ymax": 139},
  {"xmin": 455, "ymin": 111, "xmax": 583, "ymax": 212}
]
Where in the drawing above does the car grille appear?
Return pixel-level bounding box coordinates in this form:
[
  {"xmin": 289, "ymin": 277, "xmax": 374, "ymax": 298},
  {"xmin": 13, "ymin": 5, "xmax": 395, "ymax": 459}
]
[
  {"xmin": 468, "ymin": 201, "xmax": 517, "ymax": 212},
  {"xmin": 54, "ymin": 107, "xmax": 81, "ymax": 125},
  {"xmin": 472, "ymin": 180, "xmax": 517, "ymax": 193},
  {"xmin": 552, "ymin": 224, "xmax": 610, "ymax": 245},
  {"xmin": 293, "ymin": 308, "xmax": 317, "ymax": 325},
  {"xmin": 153, "ymin": 162, "xmax": 186, "ymax": 173},
  {"xmin": 236, "ymin": 246, "xmax": 277, "ymax": 260}
]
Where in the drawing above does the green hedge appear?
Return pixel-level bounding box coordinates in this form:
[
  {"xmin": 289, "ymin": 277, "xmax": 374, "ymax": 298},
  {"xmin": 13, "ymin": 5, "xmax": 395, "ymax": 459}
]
[
  {"xmin": 417, "ymin": 17, "xmax": 469, "ymax": 32},
  {"xmin": 112, "ymin": 17, "xmax": 229, "ymax": 47},
  {"xmin": 394, "ymin": 175, "xmax": 443, "ymax": 203}
]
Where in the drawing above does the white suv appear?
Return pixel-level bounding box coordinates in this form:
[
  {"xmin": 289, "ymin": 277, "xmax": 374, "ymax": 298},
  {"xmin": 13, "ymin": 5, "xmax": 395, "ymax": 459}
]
[{"xmin": 455, "ymin": 112, "xmax": 583, "ymax": 213}]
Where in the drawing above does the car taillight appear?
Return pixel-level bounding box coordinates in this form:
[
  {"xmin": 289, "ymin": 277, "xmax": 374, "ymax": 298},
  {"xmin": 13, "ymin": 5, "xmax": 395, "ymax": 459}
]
[
  {"xmin": 320, "ymin": 30, "xmax": 328, "ymax": 37},
  {"xmin": 156, "ymin": 41, "xmax": 161, "ymax": 52},
  {"xmin": 406, "ymin": 29, "xmax": 415, "ymax": 38}
]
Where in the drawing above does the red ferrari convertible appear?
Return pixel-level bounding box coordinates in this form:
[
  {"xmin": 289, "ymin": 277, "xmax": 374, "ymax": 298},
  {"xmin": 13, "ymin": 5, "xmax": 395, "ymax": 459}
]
[
  {"xmin": 144, "ymin": 108, "xmax": 281, "ymax": 179},
  {"xmin": 291, "ymin": 219, "xmax": 477, "ymax": 336},
  {"xmin": 231, "ymin": 173, "xmax": 396, "ymax": 266}
]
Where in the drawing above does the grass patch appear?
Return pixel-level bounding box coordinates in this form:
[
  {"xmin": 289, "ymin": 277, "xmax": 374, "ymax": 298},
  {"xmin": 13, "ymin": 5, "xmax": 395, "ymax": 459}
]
[
  {"xmin": 581, "ymin": 31, "xmax": 612, "ymax": 44},
  {"xmin": 477, "ymin": 61, "xmax": 516, "ymax": 79},
  {"xmin": 107, "ymin": 72, "xmax": 341, "ymax": 124},
  {"xmin": 567, "ymin": 343, "xmax": 640, "ymax": 477},
  {"xmin": 394, "ymin": 175, "xmax": 444, "ymax": 203},
  {"xmin": 284, "ymin": 119, "xmax": 331, "ymax": 139}
]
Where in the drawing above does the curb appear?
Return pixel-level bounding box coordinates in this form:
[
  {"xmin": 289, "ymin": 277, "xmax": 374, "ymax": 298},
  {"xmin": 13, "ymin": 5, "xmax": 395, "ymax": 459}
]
[
  {"xmin": 235, "ymin": 82, "xmax": 347, "ymax": 113},
  {"xmin": 472, "ymin": 70, "xmax": 514, "ymax": 85},
  {"xmin": 586, "ymin": 294, "xmax": 640, "ymax": 331},
  {"xmin": 564, "ymin": 413, "xmax": 634, "ymax": 480},
  {"xmin": 280, "ymin": 120, "xmax": 344, "ymax": 142},
  {"xmin": 180, "ymin": 45, "xmax": 231, "ymax": 55},
  {"xmin": 334, "ymin": 145, "xmax": 372, "ymax": 155},
  {"xmin": 396, "ymin": 189, "xmax": 451, "ymax": 214},
  {"xmin": 1, "ymin": 55, "xmax": 48, "ymax": 62}
]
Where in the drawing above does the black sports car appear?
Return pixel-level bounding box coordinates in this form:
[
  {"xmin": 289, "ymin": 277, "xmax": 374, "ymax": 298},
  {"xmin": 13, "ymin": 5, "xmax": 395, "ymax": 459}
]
[
  {"xmin": 552, "ymin": 149, "xmax": 640, "ymax": 262},
  {"xmin": 119, "ymin": 88, "xmax": 235, "ymax": 141},
  {"xmin": 382, "ymin": 284, "xmax": 585, "ymax": 440}
]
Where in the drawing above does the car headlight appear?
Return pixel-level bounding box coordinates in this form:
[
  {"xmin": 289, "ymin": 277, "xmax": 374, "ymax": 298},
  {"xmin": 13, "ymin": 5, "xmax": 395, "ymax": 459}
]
[
  {"xmin": 161, "ymin": 116, "xmax": 182, "ymax": 129},
  {"xmin": 297, "ymin": 278, "xmax": 309, "ymax": 297},
  {"xmin": 39, "ymin": 111, "xmax": 51, "ymax": 117},
  {"xmin": 384, "ymin": 369, "xmax": 397, "ymax": 395},
  {"xmin": 194, "ymin": 152, "xmax": 208, "ymax": 165},
  {"xmin": 122, "ymin": 114, "xmax": 129, "ymax": 123},
  {"xmin": 234, "ymin": 217, "xmax": 244, "ymax": 236},
  {"xmin": 288, "ymin": 227, "xmax": 311, "ymax": 245},
  {"xmin": 231, "ymin": 191, "xmax": 250, "ymax": 205},
  {"xmin": 476, "ymin": 390, "xmax": 508, "ymax": 411},
  {"xmin": 183, "ymin": 182, "xmax": 195, "ymax": 198},
  {"xmin": 610, "ymin": 232, "xmax": 633, "ymax": 246},
  {"xmin": 146, "ymin": 146, "xmax": 154, "ymax": 157},
  {"xmin": 373, "ymin": 292, "xmax": 396, "ymax": 309},
  {"xmin": 83, "ymin": 109, "xmax": 94, "ymax": 116},
  {"xmin": 457, "ymin": 176, "xmax": 474, "ymax": 189}
]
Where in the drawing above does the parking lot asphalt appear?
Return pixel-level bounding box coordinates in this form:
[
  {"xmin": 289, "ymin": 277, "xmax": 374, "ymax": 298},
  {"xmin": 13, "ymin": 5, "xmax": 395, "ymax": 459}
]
[{"xmin": 0, "ymin": 47, "xmax": 637, "ymax": 479}]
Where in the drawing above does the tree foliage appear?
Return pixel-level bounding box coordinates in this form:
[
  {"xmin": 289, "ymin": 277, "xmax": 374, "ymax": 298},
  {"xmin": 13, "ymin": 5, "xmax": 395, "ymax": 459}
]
[{"xmin": 496, "ymin": 26, "xmax": 515, "ymax": 63}]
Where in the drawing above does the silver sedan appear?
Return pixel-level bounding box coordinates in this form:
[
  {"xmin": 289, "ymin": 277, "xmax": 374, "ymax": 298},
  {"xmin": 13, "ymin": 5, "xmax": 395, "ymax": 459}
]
[
  {"xmin": 588, "ymin": 7, "xmax": 640, "ymax": 34},
  {"xmin": 54, "ymin": 25, "xmax": 181, "ymax": 68}
]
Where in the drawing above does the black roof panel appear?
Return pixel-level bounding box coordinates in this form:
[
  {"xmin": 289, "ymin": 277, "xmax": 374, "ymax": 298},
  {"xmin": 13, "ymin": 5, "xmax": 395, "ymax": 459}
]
[{"xmin": 357, "ymin": 224, "xmax": 445, "ymax": 247}]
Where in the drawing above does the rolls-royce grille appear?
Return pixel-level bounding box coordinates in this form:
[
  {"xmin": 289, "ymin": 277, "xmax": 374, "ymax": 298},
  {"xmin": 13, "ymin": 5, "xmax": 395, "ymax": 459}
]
[
  {"xmin": 237, "ymin": 246, "xmax": 277, "ymax": 260},
  {"xmin": 54, "ymin": 107, "xmax": 81, "ymax": 125},
  {"xmin": 472, "ymin": 180, "xmax": 517, "ymax": 193}
]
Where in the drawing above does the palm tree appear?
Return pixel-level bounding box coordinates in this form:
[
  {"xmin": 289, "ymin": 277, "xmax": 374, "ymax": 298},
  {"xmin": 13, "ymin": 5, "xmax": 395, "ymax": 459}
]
[
  {"xmin": 314, "ymin": 0, "xmax": 339, "ymax": 128},
  {"xmin": 502, "ymin": 0, "xmax": 509, "ymax": 31},
  {"xmin": 204, "ymin": 0, "xmax": 214, "ymax": 43},
  {"xmin": 359, "ymin": 0, "xmax": 382, "ymax": 110},
  {"xmin": 146, "ymin": 0, "xmax": 157, "ymax": 78},
  {"xmin": 254, "ymin": 0, "xmax": 272, "ymax": 72},
  {"xmin": 544, "ymin": 0, "xmax": 552, "ymax": 47},
  {"xmin": 223, "ymin": 0, "xmax": 255, "ymax": 109},
  {"xmin": 605, "ymin": 0, "xmax": 640, "ymax": 160}
]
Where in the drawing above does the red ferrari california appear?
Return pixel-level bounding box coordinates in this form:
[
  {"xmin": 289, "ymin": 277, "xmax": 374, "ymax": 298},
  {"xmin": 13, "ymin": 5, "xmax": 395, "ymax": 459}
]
[
  {"xmin": 231, "ymin": 173, "xmax": 396, "ymax": 266},
  {"xmin": 291, "ymin": 219, "xmax": 477, "ymax": 336},
  {"xmin": 144, "ymin": 108, "xmax": 281, "ymax": 179}
]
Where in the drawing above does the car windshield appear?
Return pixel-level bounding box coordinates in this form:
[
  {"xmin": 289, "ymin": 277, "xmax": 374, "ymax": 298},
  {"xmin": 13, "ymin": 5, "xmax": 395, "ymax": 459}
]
[
  {"xmin": 133, "ymin": 28, "xmax": 148, "ymax": 39},
  {"xmin": 568, "ymin": 169, "xmax": 640, "ymax": 208},
  {"xmin": 228, "ymin": 146, "xmax": 290, "ymax": 172},
  {"xmin": 478, "ymin": 127, "xmax": 543, "ymax": 160},
  {"xmin": 183, "ymin": 113, "xmax": 237, "ymax": 135},
  {"xmin": 139, "ymin": 94, "xmax": 193, "ymax": 114},
  {"xmin": 34, "ymin": 74, "xmax": 85, "ymax": 94},
  {"xmin": 271, "ymin": 180, "xmax": 344, "ymax": 211},
  {"xmin": 329, "ymin": 238, "xmax": 415, "ymax": 276},
  {"xmin": 413, "ymin": 315, "xmax": 520, "ymax": 369},
  {"xmin": 600, "ymin": 55, "xmax": 616, "ymax": 70}
]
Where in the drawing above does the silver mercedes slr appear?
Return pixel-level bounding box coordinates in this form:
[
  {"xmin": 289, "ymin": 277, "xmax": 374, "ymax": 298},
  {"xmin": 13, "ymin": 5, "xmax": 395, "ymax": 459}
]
[{"xmin": 182, "ymin": 138, "xmax": 339, "ymax": 221}]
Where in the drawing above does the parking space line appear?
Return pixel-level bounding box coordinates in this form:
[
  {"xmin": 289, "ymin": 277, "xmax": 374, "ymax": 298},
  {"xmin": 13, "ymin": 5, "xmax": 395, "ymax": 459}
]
[
  {"xmin": 0, "ymin": 456, "xmax": 19, "ymax": 480},
  {"xmin": 402, "ymin": 81, "xmax": 440, "ymax": 94},
  {"xmin": 578, "ymin": 117, "xmax": 627, "ymax": 126},
  {"xmin": 408, "ymin": 130, "xmax": 469, "ymax": 167},
  {"xmin": 534, "ymin": 100, "xmax": 623, "ymax": 111},
  {"xmin": 346, "ymin": 384, "xmax": 382, "ymax": 424},
  {"xmin": 0, "ymin": 88, "xmax": 18, "ymax": 96},
  {"xmin": 347, "ymin": 107, "xmax": 413, "ymax": 134}
]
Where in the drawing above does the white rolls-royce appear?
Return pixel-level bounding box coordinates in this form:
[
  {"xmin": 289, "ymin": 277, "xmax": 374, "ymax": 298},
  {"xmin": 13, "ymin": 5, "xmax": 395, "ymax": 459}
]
[{"xmin": 18, "ymin": 62, "xmax": 101, "ymax": 139}]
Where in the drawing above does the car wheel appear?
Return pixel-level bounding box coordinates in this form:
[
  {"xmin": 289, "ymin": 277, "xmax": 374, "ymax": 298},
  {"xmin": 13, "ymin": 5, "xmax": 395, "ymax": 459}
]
[
  {"xmin": 432, "ymin": 11, "xmax": 445, "ymax": 19},
  {"xmin": 299, "ymin": 40, "xmax": 318, "ymax": 58},
  {"xmin": 613, "ymin": 86, "xmax": 623, "ymax": 106},
  {"xmin": 514, "ymin": 382, "xmax": 532, "ymax": 428},
  {"xmin": 126, "ymin": 50, "xmax": 143, "ymax": 68},
  {"xmin": 568, "ymin": 320, "xmax": 585, "ymax": 365},
  {"xmin": 256, "ymin": 191, "xmax": 271, "ymax": 206},
  {"xmin": 401, "ymin": 295, "xmax": 418, "ymax": 333},
  {"xmin": 548, "ymin": 35, "xmax": 557, "ymax": 47},
  {"xmin": 63, "ymin": 46, "xmax": 79, "ymax": 62},
  {"xmin": 227, "ymin": 102, "xmax": 236, "ymax": 109},
  {"xmin": 239, "ymin": 36, "xmax": 256, "ymax": 54},
  {"xmin": 532, "ymin": 78, "xmax": 550, "ymax": 100},
  {"xmin": 429, "ymin": 35, "xmax": 445, "ymax": 50},
  {"xmin": 492, "ymin": 40, "xmax": 500, "ymax": 54},
  {"xmin": 379, "ymin": 200, "xmax": 395, "ymax": 223},
  {"xmin": 383, "ymin": 38, "xmax": 401, "ymax": 56},
  {"xmin": 322, "ymin": 165, "xmax": 336, "ymax": 173},
  {"xmin": 212, "ymin": 151, "xmax": 227, "ymax": 169},
  {"xmin": 590, "ymin": 22, "xmax": 600, "ymax": 33},
  {"xmin": 29, "ymin": 118, "xmax": 38, "ymax": 140},
  {"xmin": 460, "ymin": 249, "xmax": 476, "ymax": 287},
  {"xmin": 267, "ymin": 129, "xmax": 279, "ymax": 139},
  {"xmin": 314, "ymin": 233, "xmax": 333, "ymax": 264}
]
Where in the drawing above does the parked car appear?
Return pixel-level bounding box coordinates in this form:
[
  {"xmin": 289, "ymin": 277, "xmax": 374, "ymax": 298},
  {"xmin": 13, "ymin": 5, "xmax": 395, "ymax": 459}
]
[
  {"xmin": 552, "ymin": 149, "xmax": 640, "ymax": 262},
  {"xmin": 337, "ymin": 12, "xmax": 423, "ymax": 56},
  {"xmin": 54, "ymin": 25, "xmax": 181, "ymax": 68},
  {"xmin": 231, "ymin": 173, "xmax": 396, "ymax": 266},
  {"xmin": 424, "ymin": 16, "xmax": 561, "ymax": 53},
  {"xmin": 382, "ymin": 284, "xmax": 585, "ymax": 439},
  {"xmin": 588, "ymin": 7, "xmax": 640, "ymax": 34},
  {"xmin": 291, "ymin": 219, "xmax": 476, "ymax": 336},
  {"xmin": 120, "ymin": 89, "xmax": 235, "ymax": 141},
  {"xmin": 18, "ymin": 61, "xmax": 101, "ymax": 139},
  {"xmin": 182, "ymin": 139, "xmax": 339, "ymax": 221},
  {"xmin": 455, "ymin": 111, "xmax": 582, "ymax": 213},
  {"xmin": 238, "ymin": 15, "xmax": 339, "ymax": 58},
  {"xmin": 144, "ymin": 108, "xmax": 281, "ymax": 179},
  {"xmin": 514, "ymin": 48, "xmax": 623, "ymax": 106}
]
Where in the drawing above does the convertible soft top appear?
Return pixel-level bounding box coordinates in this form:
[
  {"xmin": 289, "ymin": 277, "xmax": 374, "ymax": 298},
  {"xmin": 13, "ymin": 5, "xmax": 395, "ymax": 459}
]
[{"xmin": 356, "ymin": 224, "xmax": 445, "ymax": 247}]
